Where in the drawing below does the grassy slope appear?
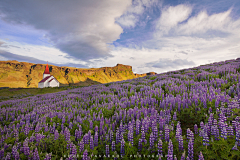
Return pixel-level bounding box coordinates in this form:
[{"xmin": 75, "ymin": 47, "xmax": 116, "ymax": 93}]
[{"xmin": 0, "ymin": 77, "xmax": 101, "ymax": 102}]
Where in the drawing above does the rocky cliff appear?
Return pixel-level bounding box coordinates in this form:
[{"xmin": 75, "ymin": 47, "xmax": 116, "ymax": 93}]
[
  {"xmin": 134, "ymin": 72, "xmax": 157, "ymax": 77},
  {"xmin": 0, "ymin": 60, "xmax": 151, "ymax": 88}
]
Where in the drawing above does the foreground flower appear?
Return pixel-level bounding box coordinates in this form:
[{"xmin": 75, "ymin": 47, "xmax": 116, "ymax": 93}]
[
  {"xmin": 198, "ymin": 151, "xmax": 204, "ymax": 160},
  {"xmin": 232, "ymin": 142, "xmax": 238, "ymax": 151}
]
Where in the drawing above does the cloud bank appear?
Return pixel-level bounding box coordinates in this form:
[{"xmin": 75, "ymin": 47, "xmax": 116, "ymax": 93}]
[
  {"xmin": 0, "ymin": 1, "xmax": 240, "ymax": 74},
  {"xmin": 0, "ymin": 0, "xmax": 132, "ymax": 61}
]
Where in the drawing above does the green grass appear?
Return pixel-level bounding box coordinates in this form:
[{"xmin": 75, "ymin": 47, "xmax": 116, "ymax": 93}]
[
  {"xmin": 0, "ymin": 77, "xmax": 103, "ymax": 102},
  {"xmin": 0, "ymin": 86, "xmax": 85, "ymax": 102}
]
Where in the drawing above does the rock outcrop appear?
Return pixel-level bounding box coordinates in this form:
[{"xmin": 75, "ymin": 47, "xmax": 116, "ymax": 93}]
[
  {"xmin": 134, "ymin": 72, "xmax": 157, "ymax": 77},
  {"xmin": 0, "ymin": 60, "xmax": 153, "ymax": 88}
]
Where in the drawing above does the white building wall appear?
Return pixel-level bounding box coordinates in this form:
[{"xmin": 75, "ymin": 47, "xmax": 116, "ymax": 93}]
[
  {"xmin": 43, "ymin": 74, "xmax": 50, "ymax": 79},
  {"xmin": 49, "ymin": 79, "xmax": 59, "ymax": 87},
  {"xmin": 38, "ymin": 83, "xmax": 44, "ymax": 88},
  {"xmin": 44, "ymin": 81, "xmax": 49, "ymax": 88},
  {"xmin": 38, "ymin": 76, "xmax": 59, "ymax": 88}
]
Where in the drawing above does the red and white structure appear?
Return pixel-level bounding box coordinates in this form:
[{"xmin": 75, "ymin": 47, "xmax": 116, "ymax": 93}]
[{"xmin": 38, "ymin": 62, "xmax": 59, "ymax": 88}]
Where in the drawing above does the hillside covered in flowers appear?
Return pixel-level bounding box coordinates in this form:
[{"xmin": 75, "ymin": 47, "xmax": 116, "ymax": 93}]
[{"xmin": 0, "ymin": 58, "xmax": 240, "ymax": 159}]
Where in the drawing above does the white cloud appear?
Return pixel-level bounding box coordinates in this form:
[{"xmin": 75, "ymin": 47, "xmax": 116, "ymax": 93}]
[
  {"xmin": 0, "ymin": 0, "xmax": 132, "ymax": 61},
  {"xmin": 97, "ymin": 30, "xmax": 240, "ymax": 73},
  {"xmin": 89, "ymin": 46, "xmax": 195, "ymax": 74},
  {"xmin": 115, "ymin": 15, "xmax": 138, "ymax": 28},
  {"xmin": 0, "ymin": 40, "xmax": 87, "ymax": 65},
  {"xmin": 177, "ymin": 8, "xmax": 233, "ymax": 35},
  {"xmin": 155, "ymin": 4, "xmax": 192, "ymax": 36},
  {"xmin": 116, "ymin": 0, "xmax": 159, "ymax": 28}
]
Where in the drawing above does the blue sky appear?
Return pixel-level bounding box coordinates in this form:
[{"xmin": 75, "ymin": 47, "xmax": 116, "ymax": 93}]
[{"xmin": 0, "ymin": 0, "xmax": 240, "ymax": 74}]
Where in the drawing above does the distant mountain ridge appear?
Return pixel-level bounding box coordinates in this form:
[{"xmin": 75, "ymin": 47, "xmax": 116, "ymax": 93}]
[{"xmin": 0, "ymin": 60, "xmax": 157, "ymax": 88}]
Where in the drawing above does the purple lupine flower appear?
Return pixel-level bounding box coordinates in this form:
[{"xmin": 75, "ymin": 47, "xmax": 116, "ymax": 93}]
[
  {"xmin": 232, "ymin": 141, "xmax": 238, "ymax": 150},
  {"xmin": 89, "ymin": 121, "xmax": 93, "ymax": 130},
  {"xmin": 194, "ymin": 124, "xmax": 198, "ymax": 134},
  {"xmin": 198, "ymin": 151, "xmax": 204, "ymax": 160},
  {"xmin": 153, "ymin": 125, "xmax": 158, "ymax": 140},
  {"xmin": 82, "ymin": 149, "xmax": 89, "ymax": 160},
  {"xmin": 23, "ymin": 141, "xmax": 30, "ymax": 156},
  {"xmin": 188, "ymin": 138, "xmax": 194, "ymax": 160},
  {"xmin": 215, "ymin": 126, "xmax": 220, "ymax": 141},
  {"xmin": 64, "ymin": 127, "xmax": 71, "ymax": 141},
  {"xmin": 0, "ymin": 148, "xmax": 4, "ymax": 159},
  {"xmin": 221, "ymin": 127, "xmax": 227, "ymax": 140},
  {"xmin": 165, "ymin": 125, "xmax": 170, "ymax": 142},
  {"xmin": 5, "ymin": 152, "xmax": 11, "ymax": 160},
  {"xmin": 120, "ymin": 121, "xmax": 123, "ymax": 134},
  {"xmin": 67, "ymin": 141, "xmax": 74, "ymax": 150},
  {"xmin": 112, "ymin": 141, "xmax": 115, "ymax": 151},
  {"xmin": 30, "ymin": 135, "xmax": 35, "ymax": 143},
  {"xmin": 236, "ymin": 130, "xmax": 240, "ymax": 146},
  {"xmin": 136, "ymin": 119, "xmax": 140, "ymax": 135},
  {"xmin": 84, "ymin": 134, "xmax": 89, "ymax": 145},
  {"xmin": 44, "ymin": 124, "xmax": 49, "ymax": 132},
  {"xmin": 167, "ymin": 139, "xmax": 173, "ymax": 160},
  {"xmin": 189, "ymin": 130, "xmax": 194, "ymax": 145},
  {"xmin": 200, "ymin": 121, "xmax": 204, "ymax": 130},
  {"xmin": 24, "ymin": 124, "xmax": 30, "ymax": 136},
  {"xmin": 13, "ymin": 129, "xmax": 19, "ymax": 137},
  {"xmin": 109, "ymin": 130, "xmax": 113, "ymax": 143},
  {"xmin": 94, "ymin": 132, "xmax": 98, "ymax": 147},
  {"xmin": 128, "ymin": 130, "xmax": 134, "ymax": 146},
  {"xmin": 159, "ymin": 130, "xmax": 164, "ymax": 140},
  {"xmin": 79, "ymin": 140, "xmax": 84, "ymax": 152},
  {"xmin": 173, "ymin": 112, "xmax": 177, "ymax": 121},
  {"xmin": 176, "ymin": 129, "xmax": 181, "ymax": 142},
  {"xmin": 157, "ymin": 138, "xmax": 163, "ymax": 156},
  {"xmin": 90, "ymin": 136, "xmax": 94, "ymax": 150},
  {"xmin": 12, "ymin": 145, "xmax": 20, "ymax": 160},
  {"xmin": 211, "ymin": 125, "xmax": 216, "ymax": 136},
  {"xmin": 106, "ymin": 145, "xmax": 109, "ymax": 157},
  {"xmin": 179, "ymin": 135, "xmax": 184, "ymax": 152},
  {"xmin": 173, "ymin": 154, "xmax": 177, "ymax": 160},
  {"xmin": 71, "ymin": 144, "xmax": 77, "ymax": 156},
  {"xmin": 120, "ymin": 138, "xmax": 125, "ymax": 156},
  {"xmin": 213, "ymin": 119, "xmax": 218, "ymax": 127},
  {"xmin": 75, "ymin": 129, "xmax": 79, "ymax": 141},
  {"xmin": 149, "ymin": 132, "xmax": 154, "ymax": 150},
  {"xmin": 116, "ymin": 129, "xmax": 119, "ymax": 144},
  {"xmin": 105, "ymin": 133, "xmax": 109, "ymax": 143},
  {"xmin": 54, "ymin": 130, "xmax": 59, "ymax": 141},
  {"xmin": 181, "ymin": 151, "xmax": 185, "ymax": 160},
  {"xmin": 119, "ymin": 132, "xmax": 123, "ymax": 143},
  {"xmin": 33, "ymin": 148, "xmax": 40, "ymax": 160},
  {"xmin": 138, "ymin": 138, "xmax": 142, "ymax": 151},
  {"xmin": 158, "ymin": 155, "xmax": 162, "ymax": 160},
  {"xmin": 44, "ymin": 153, "xmax": 52, "ymax": 160},
  {"xmin": 228, "ymin": 125, "xmax": 234, "ymax": 137},
  {"xmin": 141, "ymin": 124, "xmax": 145, "ymax": 134},
  {"xmin": 141, "ymin": 131, "xmax": 146, "ymax": 141},
  {"xmin": 203, "ymin": 132, "xmax": 209, "ymax": 146},
  {"xmin": 187, "ymin": 128, "xmax": 191, "ymax": 142},
  {"xmin": 94, "ymin": 125, "xmax": 98, "ymax": 133}
]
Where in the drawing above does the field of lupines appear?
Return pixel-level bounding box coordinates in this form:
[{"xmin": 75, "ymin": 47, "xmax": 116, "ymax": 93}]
[{"xmin": 0, "ymin": 58, "xmax": 240, "ymax": 160}]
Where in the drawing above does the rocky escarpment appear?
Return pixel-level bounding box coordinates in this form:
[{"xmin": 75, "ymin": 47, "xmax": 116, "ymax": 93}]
[
  {"xmin": 134, "ymin": 72, "xmax": 157, "ymax": 77},
  {"xmin": 0, "ymin": 60, "xmax": 152, "ymax": 88}
]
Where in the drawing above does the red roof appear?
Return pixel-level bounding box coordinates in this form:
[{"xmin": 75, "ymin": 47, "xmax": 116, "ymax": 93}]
[
  {"xmin": 48, "ymin": 78, "xmax": 54, "ymax": 82},
  {"xmin": 49, "ymin": 77, "xmax": 59, "ymax": 83},
  {"xmin": 39, "ymin": 76, "xmax": 51, "ymax": 83},
  {"xmin": 44, "ymin": 63, "xmax": 50, "ymax": 74}
]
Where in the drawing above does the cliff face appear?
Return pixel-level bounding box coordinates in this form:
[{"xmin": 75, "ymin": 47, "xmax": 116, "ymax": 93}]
[{"xmin": 0, "ymin": 60, "xmax": 149, "ymax": 88}]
